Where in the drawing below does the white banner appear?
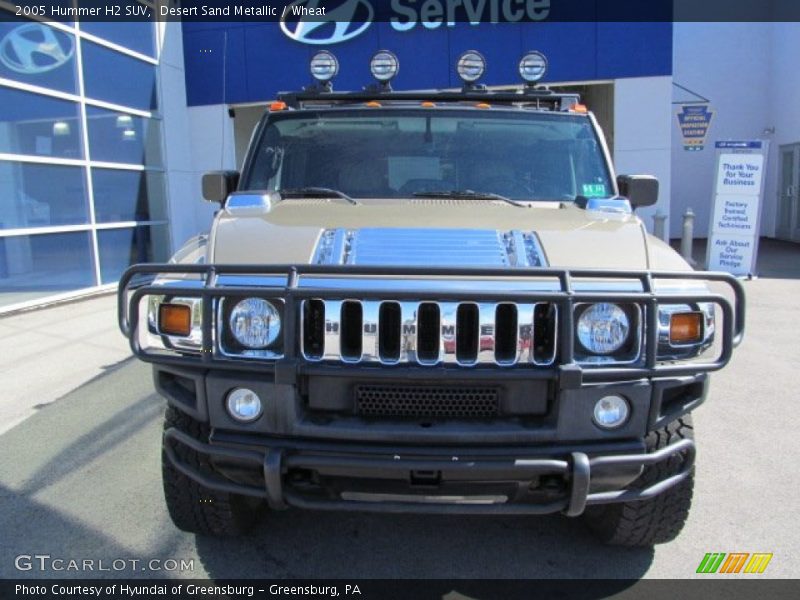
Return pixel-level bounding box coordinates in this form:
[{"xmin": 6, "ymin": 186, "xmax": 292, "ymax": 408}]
[{"xmin": 706, "ymin": 141, "xmax": 769, "ymax": 277}]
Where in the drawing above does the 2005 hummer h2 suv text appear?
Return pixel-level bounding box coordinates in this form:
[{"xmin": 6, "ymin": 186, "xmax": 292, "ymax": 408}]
[{"xmin": 118, "ymin": 50, "xmax": 744, "ymax": 546}]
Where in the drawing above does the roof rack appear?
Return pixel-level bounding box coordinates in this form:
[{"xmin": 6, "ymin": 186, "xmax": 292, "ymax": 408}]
[{"xmin": 277, "ymin": 89, "xmax": 582, "ymax": 112}]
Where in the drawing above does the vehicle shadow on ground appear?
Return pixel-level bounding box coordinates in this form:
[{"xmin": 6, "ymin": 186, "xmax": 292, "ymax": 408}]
[{"xmin": 195, "ymin": 508, "xmax": 654, "ymax": 582}]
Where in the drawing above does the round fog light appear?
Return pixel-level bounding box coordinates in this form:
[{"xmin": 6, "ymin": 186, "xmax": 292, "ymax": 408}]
[
  {"xmin": 593, "ymin": 395, "xmax": 629, "ymax": 429},
  {"xmin": 226, "ymin": 388, "xmax": 262, "ymax": 423}
]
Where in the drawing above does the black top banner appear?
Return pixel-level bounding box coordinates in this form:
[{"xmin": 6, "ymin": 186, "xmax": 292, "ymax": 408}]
[{"xmin": 2, "ymin": 0, "xmax": 800, "ymax": 23}]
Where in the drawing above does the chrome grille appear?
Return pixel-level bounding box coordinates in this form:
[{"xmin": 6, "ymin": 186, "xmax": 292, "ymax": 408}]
[{"xmin": 301, "ymin": 299, "xmax": 558, "ymax": 366}]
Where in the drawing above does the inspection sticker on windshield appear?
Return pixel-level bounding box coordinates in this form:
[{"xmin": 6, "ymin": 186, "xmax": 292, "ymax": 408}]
[{"xmin": 582, "ymin": 183, "xmax": 607, "ymax": 197}]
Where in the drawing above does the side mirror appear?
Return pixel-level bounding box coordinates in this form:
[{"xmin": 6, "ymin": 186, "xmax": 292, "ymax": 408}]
[
  {"xmin": 617, "ymin": 175, "xmax": 658, "ymax": 208},
  {"xmin": 202, "ymin": 171, "xmax": 239, "ymax": 204}
]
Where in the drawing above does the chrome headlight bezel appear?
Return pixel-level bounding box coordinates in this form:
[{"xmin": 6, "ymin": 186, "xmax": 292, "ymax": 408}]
[{"xmin": 574, "ymin": 302, "xmax": 642, "ymax": 365}]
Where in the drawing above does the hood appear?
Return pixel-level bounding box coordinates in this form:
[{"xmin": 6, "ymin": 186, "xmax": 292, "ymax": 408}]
[{"xmin": 209, "ymin": 198, "xmax": 653, "ymax": 270}]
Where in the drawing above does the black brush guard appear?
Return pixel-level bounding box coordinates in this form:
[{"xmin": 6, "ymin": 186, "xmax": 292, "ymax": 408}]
[
  {"xmin": 162, "ymin": 426, "xmax": 696, "ymax": 516},
  {"xmin": 119, "ymin": 263, "xmax": 743, "ymax": 514},
  {"xmin": 118, "ymin": 264, "xmax": 745, "ymax": 383}
]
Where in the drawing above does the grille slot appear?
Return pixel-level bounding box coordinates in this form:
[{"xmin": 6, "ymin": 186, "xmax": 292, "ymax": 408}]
[
  {"xmin": 533, "ymin": 303, "xmax": 558, "ymax": 364},
  {"xmin": 456, "ymin": 303, "xmax": 479, "ymax": 363},
  {"xmin": 494, "ymin": 304, "xmax": 518, "ymax": 364},
  {"xmin": 356, "ymin": 385, "xmax": 500, "ymax": 419},
  {"xmin": 340, "ymin": 301, "xmax": 363, "ymax": 360},
  {"xmin": 416, "ymin": 303, "xmax": 440, "ymax": 363},
  {"xmin": 378, "ymin": 302, "xmax": 401, "ymax": 362},
  {"xmin": 302, "ymin": 299, "xmax": 325, "ymax": 359}
]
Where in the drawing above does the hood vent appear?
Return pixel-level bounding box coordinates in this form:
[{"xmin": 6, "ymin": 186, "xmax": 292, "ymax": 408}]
[{"xmin": 313, "ymin": 228, "xmax": 547, "ymax": 268}]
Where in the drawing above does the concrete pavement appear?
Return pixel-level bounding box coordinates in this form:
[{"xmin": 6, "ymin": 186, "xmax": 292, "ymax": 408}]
[{"xmin": 0, "ymin": 294, "xmax": 132, "ymax": 435}]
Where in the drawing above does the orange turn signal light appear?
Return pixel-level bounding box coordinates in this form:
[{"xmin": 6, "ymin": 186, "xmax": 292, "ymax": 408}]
[
  {"xmin": 269, "ymin": 101, "xmax": 287, "ymax": 112},
  {"xmin": 159, "ymin": 303, "xmax": 192, "ymax": 337},
  {"xmin": 669, "ymin": 312, "xmax": 703, "ymax": 345},
  {"xmin": 365, "ymin": 101, "xmax": 382, "ymax": 107},
  {"xmin": 475, "ymin": 102, "xmax": 491, "ymax": 109},
  {"xmin": 421, "ymin": 101, "xmax": 436, "ymax": 107}
]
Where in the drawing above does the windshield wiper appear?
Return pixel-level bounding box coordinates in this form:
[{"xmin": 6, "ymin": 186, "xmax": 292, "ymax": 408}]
[
  {"xmin": 278, "ymin": 187, "xmax": 358, "ymax": 205},
  {"xmin": 413, "ymin": 190, "xmax": 525, "ymax": 207}
]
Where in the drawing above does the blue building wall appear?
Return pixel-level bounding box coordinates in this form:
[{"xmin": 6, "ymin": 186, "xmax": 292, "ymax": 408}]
[{"xmin": 181, "ymin": 21, "xmax": 672, "ymax": 106}]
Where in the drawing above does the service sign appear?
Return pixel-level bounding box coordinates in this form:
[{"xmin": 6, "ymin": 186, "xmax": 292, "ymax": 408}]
[{"xmin": 706, "ymin": 141, "xmax": 769, "ymax": 277}]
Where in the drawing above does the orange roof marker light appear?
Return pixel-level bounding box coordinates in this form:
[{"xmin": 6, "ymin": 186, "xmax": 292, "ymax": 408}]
[
  {"xmin": 269, "ymin": 101, "xmax": 287, "ymax": 112},
  {"xmin": 571, "ymin": 103, "xmax": 589, "ymax": 113}
]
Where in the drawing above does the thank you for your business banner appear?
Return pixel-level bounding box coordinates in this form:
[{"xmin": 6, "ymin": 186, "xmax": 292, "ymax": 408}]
[{"xmin": 706, "ymin": 141, "xmax": 769, "ymax": 277}]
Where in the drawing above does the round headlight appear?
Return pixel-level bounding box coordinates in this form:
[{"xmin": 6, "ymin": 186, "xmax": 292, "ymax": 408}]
[
  {"xmin": 229, "ymin": 298, "xmax": 281, "ymax": 349},
  {"xmin": 577, "ymin": 303, "xmax": 630, "ymax": 355},
  {"xmin": 370, "ymin": 50, "xmax": 399, "ymax": 82},
  {"xmin": 226, "ymin": 388, "xmax": 263, "ymax": 423},
  {"xmin": 593, "ymin": 395, "xmax": 630, "ymax": 429},
  {"xmin": 519, "ymin": 50, "xmax": 548, "ymax": 84},
  {"xmin": 456, "ymin": 50, "xmax": 486, "ymax": 83},
  {"xmin": 310, "ymin": 50, "xmax": 339, "ymax": 83}
]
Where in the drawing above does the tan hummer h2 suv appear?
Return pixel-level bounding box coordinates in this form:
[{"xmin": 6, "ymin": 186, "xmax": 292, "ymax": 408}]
[{"xmin": 118, "ymin": 50, "xmax": 744, "ymax": 546}]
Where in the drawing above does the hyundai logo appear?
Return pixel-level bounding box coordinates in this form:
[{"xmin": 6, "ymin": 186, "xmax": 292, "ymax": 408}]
[
  {"xmin": 0, "ymin": 23, "xmax": 74, "ymax": 75},
  {"xmin": 280, "ymin": 0, "xmax": 374, "ymax": 45}
]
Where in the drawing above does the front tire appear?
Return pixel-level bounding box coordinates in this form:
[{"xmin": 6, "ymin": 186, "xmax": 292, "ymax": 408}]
[
  {"xmin": 162, "ymin": 406, "xmax": 262, "ymax": 536},
  {"xmin": 583, "ymin": 416, "xmax": 694, "ymax": 547}
]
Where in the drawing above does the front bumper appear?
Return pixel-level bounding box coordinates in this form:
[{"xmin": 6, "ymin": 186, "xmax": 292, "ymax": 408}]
[{"xmin": 164, "ymin": 427, "xmax": 695, "ymax": 516}]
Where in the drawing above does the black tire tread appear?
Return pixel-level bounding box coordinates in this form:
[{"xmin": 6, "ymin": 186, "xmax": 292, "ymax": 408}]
[
  {"xmin": 161, "ymin": 406, "xmax": 257, "ymax": 536},
  {"xmin": 584, "ymin": 416, "xmax": 694, "ymax": 547}
]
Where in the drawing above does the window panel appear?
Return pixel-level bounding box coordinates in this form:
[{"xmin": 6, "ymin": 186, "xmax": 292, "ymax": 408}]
[
  {"xmin": 0, "ymin": 87, "xmax": 83, "ymax": 159},
  {"xmin": 81, "ymin": 40, "xmax": 158, "ymax": 111},
  {"xmin": 86, "ymin": 107, "xmax": 162, "ymax": 166},
  {"xmin": 0, "ymin": 161, "xmax": 89, "ymax": 229},
  {"xmin": 92, "ymin": 168, "xmax": 166, "ymax": 223},
  {"xmin": 0, "ymin": 231, "xmax": 95, "ymax": 307},
  {"xmin": 97, "ymin": 224, "xmax": 169, "ymax": 284},
  {"xmin": 80, "ymin": 4, "xmax": 156, "ymax": 58},
  {"xmin": 0, "ymin": 18, "xmax": 78, "ymax": 94}
]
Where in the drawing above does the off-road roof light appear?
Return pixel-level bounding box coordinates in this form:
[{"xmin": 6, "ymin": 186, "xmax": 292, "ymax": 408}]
[
  {"xmin": 519, "ymin": 51, "xmax": 548, "ymax": 85},
  {"xmin": 310, "ymin": 50, "xmax": 339, "ymax": 84},
  {"xmin": 456, "ymin": 50, "xmax": 486, "ymax": 85},
  {"xmin": 370, "ymin": 50, "xmax": 399, "ymax": 85}
]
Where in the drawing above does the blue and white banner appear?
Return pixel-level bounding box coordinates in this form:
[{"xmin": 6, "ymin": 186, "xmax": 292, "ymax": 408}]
[{"xmin": 706, "ymin": 140, "xmax": 769, "ymax": 277}]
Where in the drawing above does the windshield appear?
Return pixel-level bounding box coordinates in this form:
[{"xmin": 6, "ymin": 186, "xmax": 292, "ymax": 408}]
[{"xmin": 243, "ymin": 109, "xmax": 613, "ymax": 202}]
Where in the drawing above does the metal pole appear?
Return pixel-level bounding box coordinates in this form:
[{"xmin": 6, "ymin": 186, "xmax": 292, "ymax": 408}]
[
  {"xmin": 681, "ymin": 208, "xmax": 695, "ymax": 265},
  {"xmin": 653, "ymin": 210, "xmax": 667, "ymax": 241}
]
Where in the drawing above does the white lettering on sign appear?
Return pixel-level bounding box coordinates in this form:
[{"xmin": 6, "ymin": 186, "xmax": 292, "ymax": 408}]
[{"xmin": 390, "ymin": 0, "xmax": 550, "ymax": 32}]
